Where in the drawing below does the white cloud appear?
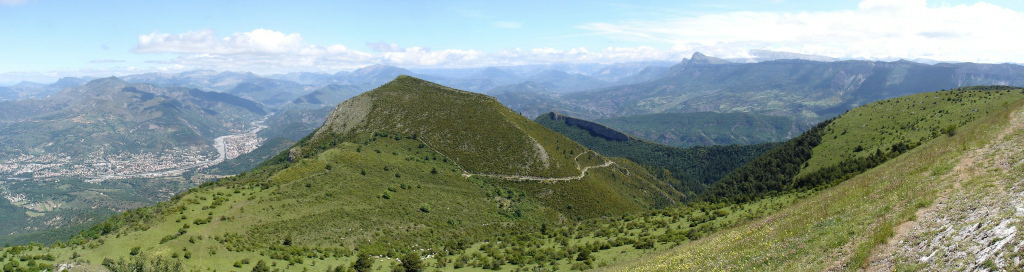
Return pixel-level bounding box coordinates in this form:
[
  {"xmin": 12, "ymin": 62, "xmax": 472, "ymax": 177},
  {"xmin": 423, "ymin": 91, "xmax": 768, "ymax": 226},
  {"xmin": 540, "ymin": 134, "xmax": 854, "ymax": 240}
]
[
  {"xmin": 366, "ymin": 42, "xmax": 405, "ymax": 52},
  {"xmin": 134, "ymin": 29, "xmax": 305, "ymax": 55},
  {"xmin": 578, "ymin": 0, "xmax": 1024, "ymax": 63},
  {"xmin": 494, "ymin": 21, "xmax": 523, "ymax": 29},
  {"xmin": 132, "ymin": 29, "xmax": 690, "ymax": 73},
  {"xmin": 0, "ymin": 0, "xmax": 26, "ymax": 6}
]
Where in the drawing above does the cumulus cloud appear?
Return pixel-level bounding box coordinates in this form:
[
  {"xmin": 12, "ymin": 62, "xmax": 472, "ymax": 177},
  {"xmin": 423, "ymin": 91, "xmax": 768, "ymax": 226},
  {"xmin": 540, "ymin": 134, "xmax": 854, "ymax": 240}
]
[
  {"xmin": 134, "ymin": 29, "xmax": 306, "ymax": 55},
  {"xmin": 133, "ymin": 29, "xmax": 379, "ymax": 72},
  {"xmin": 578, "ymin": 0, "xmax": 1024, "ymax": 63},
  {"xmin": 494, "ymin": 21, "xmax": 523, "ymax": 29},
  {"xmin": 132, "ymin": 28, "xmax": 689, "ymax": 73}
]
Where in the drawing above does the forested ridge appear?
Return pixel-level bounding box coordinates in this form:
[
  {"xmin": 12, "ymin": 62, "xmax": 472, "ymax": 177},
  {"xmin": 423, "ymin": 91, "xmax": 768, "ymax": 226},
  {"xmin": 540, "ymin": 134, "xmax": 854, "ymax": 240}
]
[{"xmin": 535, "ymin": 112, "xmax": 779, "ymax": 199}]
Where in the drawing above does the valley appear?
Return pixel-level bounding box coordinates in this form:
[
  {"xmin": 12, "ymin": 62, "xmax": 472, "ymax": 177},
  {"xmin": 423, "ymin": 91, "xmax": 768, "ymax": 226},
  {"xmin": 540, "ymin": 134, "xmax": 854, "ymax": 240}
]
[
  {"xmin": 5, "ymin": 2, "xmax": 1024, "ymax": 271},
  {"xmin": 0, "ymin": 76, "xmax": 1018, "ymax": 272},
  {"xmin": 0, "ymin": 113, "xmax": 267, "ymax": 181},
  {"xmin": 2, "ymin": 58, "xmax": 1024, "ymax": 272}
]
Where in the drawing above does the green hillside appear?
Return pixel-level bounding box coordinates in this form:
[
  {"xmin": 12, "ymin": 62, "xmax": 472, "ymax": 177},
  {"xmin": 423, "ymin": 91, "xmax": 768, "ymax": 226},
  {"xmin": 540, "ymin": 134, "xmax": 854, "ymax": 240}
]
[
  {"xmin": 614, "ymin": 87, "xmax": 1024, "ymax": 271},
  {"xmin": 9, "ymin": 81, "xmax": 1020, "ymax": 272},
  {"xmin": 0, "ymin": 76, "xmax": 684, "ymax": 271},
  {"xmin": 700, "ymin": 86, "xmax": 1024, "ymax": 203},
  {"xmin": 535, "ymin": 112, "xmax": 779, "ymax": 198},
  {"xmin": 305, "ymin": 75, "xmax": 589, "ymax": 178},
  {"xmin": 595, "ymin": 112, "xmax": 806, "ymax": 147},
  {"xmin": 800, "ymin": 86, "xmax": 1022, "ymax": 176}
]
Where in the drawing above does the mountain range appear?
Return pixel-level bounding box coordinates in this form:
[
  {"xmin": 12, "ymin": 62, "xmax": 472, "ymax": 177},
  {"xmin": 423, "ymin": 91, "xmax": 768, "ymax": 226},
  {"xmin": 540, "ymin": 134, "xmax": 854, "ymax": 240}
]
[
  {"xmin": 16, "ymin": 76, "xmax": 686, "ymax": 271},
  {"xmin": 495, "ymin": 53, "xmax": 1024, "ymax": 124},
  {"xmin": 0, "ymin": 77, "xmax": 267, "ymax": 241},
  {"xmin": 0, "ymin": 77, "xmax": 264, "ymax": 160},
  {"xmin": 6, "ymin": 52, "xmax": 1024, "ymax": 254},
  {"xmin": 4, "ymin": 77, "xmax": 1023, "ymax": 271}
]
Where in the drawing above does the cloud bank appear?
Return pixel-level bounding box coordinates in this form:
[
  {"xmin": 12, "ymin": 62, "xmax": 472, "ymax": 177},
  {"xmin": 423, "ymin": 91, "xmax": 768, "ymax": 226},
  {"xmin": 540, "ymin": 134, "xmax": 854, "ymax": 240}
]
[
  {"xmin": 132, "ymin": 29, "xmax": 689, "ymax": 73},
  {"xmin": 122, "ymin": 0, "xmax": 1023, "ymax": 75},
  {"xmin": 579, "ymin": 0, "xmax": 1024, "ymax": 63}
]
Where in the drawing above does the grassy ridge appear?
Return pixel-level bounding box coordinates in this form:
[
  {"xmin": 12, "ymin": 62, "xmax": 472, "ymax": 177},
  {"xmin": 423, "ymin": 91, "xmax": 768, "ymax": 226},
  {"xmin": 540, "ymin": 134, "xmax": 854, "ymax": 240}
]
[
  {"xmin": 11, "ymin": 81, "xmax": 1018, "ymax": 271},
  {"xmin": 615, "ymin": 90, "xmax": 1024, "ymax": 271},
  {"xmin": 0, "ymin": 76, "xmax": 684, "ymax": 271},
  {"xmin": 306, "ymin": 76, "xmax": 590, "ymax": 178},
  {"xmin": 1, "ymin": 131, "xmax": 678, "ymax": 271},
  {"xmin": 701, "ymin": 86, "xmax": 1024, "ymax": 203},
  {"xmin": 802, "ymin": 86, "xmax": 1024, "ymax": 176}
]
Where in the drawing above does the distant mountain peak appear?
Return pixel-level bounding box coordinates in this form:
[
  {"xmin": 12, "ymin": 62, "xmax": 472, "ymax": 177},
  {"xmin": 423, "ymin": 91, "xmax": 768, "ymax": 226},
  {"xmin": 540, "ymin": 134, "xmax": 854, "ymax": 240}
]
[
  {"xmin": 351, "ymin": 64, "xmax": 410, "ymax": 76},
  {"xmin": 748, "ymin": 49, "xmax": 837, "ymax": 62},
  {"xmin": 688, "ymin": 52, "xmax": 731, "ymax": 65},
  {"xmin": 482, "ymin": 67, "xmax": 507, "ymax": 73},
  {"xmin": 82, "ymin": 76, "xmax": 126, "ymax": 89}
]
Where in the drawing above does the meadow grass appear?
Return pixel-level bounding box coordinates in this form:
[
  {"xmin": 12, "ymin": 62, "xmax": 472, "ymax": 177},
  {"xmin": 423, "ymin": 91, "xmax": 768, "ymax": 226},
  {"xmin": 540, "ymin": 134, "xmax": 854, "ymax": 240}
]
[{"xmin": 611, "ymin": 96, "xmax": 1024, "ymax": 271}]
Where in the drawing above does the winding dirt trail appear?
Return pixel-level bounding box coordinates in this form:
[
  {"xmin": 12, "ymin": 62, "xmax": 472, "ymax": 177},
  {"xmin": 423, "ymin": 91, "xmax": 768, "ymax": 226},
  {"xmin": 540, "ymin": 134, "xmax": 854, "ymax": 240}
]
[
  {"xmin": 460, "ymin": 150, "xmax": 617, "ymax": 182},
  {"xmin": 863, "ymin": 103, "xmax": 1024, "ymax": 271}
]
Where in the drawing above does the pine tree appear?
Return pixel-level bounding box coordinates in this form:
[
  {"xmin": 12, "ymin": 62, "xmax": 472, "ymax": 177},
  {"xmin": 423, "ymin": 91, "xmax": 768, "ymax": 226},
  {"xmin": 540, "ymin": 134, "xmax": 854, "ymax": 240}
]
[
  {"xmin": 353, "ymin": 252, "xmax": 373, "ymax": 272},
  {"xmin": 251, "ymin": 260, "xmax": 270, "ymax": 272},
  {"xmin": 401, "ymin": 252, "xmax": 423, "ymax": 272}
]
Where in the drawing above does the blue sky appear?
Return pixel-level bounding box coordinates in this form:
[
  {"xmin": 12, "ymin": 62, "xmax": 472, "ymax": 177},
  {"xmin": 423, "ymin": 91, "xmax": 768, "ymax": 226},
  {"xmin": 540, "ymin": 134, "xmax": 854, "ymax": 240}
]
[{"xmin": 1, "ymin": 0, "xmax": 1023, "ymax": 83}]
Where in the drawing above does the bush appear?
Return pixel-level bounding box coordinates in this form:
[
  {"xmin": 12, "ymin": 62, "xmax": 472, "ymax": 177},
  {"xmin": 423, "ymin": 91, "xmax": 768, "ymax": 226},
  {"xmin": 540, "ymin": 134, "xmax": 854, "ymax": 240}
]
[
  {"xmin": 401, "ymin": 252, "xmax": 424, "ymax": 272},
  {"xmin": 633, "ymin": 238, "xmax": 655, "ymax": 249},
  {"xmin": 353, "ymin": 252, "xmax": 373, "ymax": 272}
]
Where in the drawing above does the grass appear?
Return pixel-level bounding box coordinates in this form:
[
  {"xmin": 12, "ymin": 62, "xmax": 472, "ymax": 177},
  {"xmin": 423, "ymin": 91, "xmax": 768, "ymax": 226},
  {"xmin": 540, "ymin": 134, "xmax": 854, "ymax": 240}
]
[
  {"xmin": 2, "ymin": 180, "xmax": 802, "ymax": 272},
  {"xmin": 307, "ymin": 75, "xmax": 590, "ymax": 178},
  {"xmin": 609, "ymin": 91, "xmax": 1024, "ymax": 271},
  {"xmin": 801, "ymin": 86, "xmax": 1024, "ymax": 177},
  {"xmin": 1, "ymin": 127, "xmax": 680, "ymax": 271},
  {"xmin": 8, "ymin": 81, "xmax": 1022, "ymax": 271}
]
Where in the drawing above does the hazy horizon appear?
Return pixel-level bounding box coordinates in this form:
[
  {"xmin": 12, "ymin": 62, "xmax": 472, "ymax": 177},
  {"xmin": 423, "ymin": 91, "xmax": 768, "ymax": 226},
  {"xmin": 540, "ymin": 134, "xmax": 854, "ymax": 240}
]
[{"xmin": 2, "ymin": 0, "xmax": 1023, "ymax": 84}]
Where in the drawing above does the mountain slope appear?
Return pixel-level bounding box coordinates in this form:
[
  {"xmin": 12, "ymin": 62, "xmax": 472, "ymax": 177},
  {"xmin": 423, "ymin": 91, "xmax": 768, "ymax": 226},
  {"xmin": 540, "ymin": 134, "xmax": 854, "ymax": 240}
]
[
  {"xmin": 590, "ymin": 61, "xmax": 674, "ymax": 84},
  {"xmin": 0, "ymin": 77, "xmax": 264, "ymax": 160},
  {"xmin": 288, "ymin": 84, "xmax": 363, "ymax": 109},
  {"xmin": 535, "ymin": 112, "xmax": 780, "ymax": 198},
  {"xmin": 0, "ymin": 77, "xmax": 267, "ymax": 239},
  {"xmin": 123, "ymin": 70, "xmax": 307, "ymax": 107},
  {"xmin": 8, "ymin": 76, "xmax": 682, "ymax": 271},
  {"xmin": 502, "ymin": 53, "xmax": 1024, "ymax": 122},
  {"xmin": 596, "ymin": 112, "xmax": 807, "ymax": 147},
  {"xmin": 0, "ymin": 86, "xmax": 15, "ymax": 101},
  {"xmin": 617, "ymin": 86, "xmax": 1024, "ymax": 271},
  {"xmin": 306, "ymin": 75, "xmax": 592, "ymax": 178},
  {"xmin": 522, "ymin": 70, "xmax": 609, "ymax": 93},
  {"xmin": 702, "ymin": 86, "xmax": 1024, "ymax": 203}
]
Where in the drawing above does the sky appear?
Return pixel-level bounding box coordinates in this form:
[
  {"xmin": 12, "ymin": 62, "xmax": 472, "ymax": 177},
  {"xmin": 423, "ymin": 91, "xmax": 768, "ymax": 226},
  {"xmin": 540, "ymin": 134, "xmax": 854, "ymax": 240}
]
[{"xmin": 1, "ymin": 0, "xmax": 1023, "ymax": 84}]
